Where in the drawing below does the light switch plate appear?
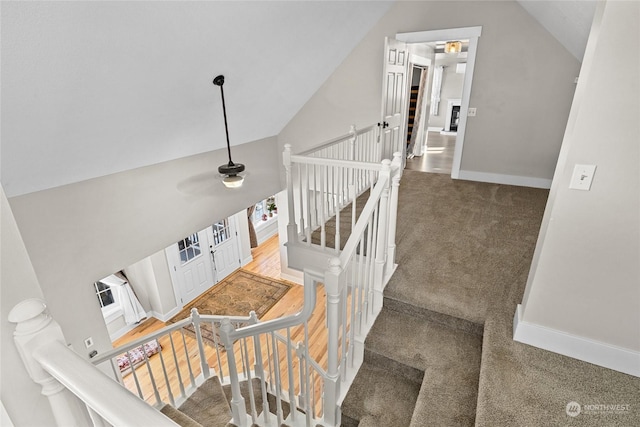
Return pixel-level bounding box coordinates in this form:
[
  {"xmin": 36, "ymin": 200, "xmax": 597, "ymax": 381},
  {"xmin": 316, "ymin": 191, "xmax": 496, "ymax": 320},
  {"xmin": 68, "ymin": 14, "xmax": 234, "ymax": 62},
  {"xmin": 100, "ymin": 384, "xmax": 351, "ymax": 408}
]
[
  {"xmin": 468, "ymin": 107, "xmax": 477, "ymax": 117},
  {"xmin": 569, "ymin": 164, "xmax": 596, "ymax": 190}
]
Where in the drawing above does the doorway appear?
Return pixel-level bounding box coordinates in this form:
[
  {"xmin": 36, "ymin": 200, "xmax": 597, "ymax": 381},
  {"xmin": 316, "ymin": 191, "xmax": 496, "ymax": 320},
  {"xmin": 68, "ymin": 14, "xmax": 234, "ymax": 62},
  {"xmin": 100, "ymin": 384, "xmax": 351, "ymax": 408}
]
[
  {"xmin": 406, "ymin": 63, "xmax": 430, "ymax": 159},
  {"xmin": 166, "ymin": 216, "xmax": 241, "ymax": 307},
  {"xmin": 395, "ymin": 26, "xmax": 482, "ymax": 179}
]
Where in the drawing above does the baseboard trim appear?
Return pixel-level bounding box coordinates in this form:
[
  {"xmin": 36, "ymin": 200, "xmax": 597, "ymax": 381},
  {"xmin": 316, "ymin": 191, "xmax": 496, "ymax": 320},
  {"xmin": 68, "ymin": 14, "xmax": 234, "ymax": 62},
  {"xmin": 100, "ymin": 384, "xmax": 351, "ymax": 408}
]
[
  {"xmin": 152, "ymin": 306, "xmax": 181, "ymax": 323},
  {"xmin": 109, "ymin": 311, "xmax": 154, "ymax": 340},
  {"xmin": 457, "ymin": 170, "xmax": 552, "ymax": 189},
  {"xmin": 513, "ymin": 305, "xmax": 640, "ymax": 377},
  {"xmin": 427, "ymin": 126, "xmax": 443, "ymax": 132},
  {"xmin": 279, "ymin": 271, "xmax": 304, "ymax": 285}
]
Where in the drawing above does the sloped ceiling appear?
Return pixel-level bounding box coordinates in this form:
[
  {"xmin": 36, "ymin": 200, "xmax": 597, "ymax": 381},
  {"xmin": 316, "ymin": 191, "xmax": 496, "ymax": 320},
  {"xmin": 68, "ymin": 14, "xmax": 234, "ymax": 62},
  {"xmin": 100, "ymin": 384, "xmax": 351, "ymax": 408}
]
[
  {"xmin": 517, "ymin": 0, "xmax": 597, "ymax": 61},
  {"xmin": 1, "ymin": 1, "xmax": 596, "ymax": 198},
  {"xmin": 1, "ymin": 1, "xmax": 393, "ymax": 197}
]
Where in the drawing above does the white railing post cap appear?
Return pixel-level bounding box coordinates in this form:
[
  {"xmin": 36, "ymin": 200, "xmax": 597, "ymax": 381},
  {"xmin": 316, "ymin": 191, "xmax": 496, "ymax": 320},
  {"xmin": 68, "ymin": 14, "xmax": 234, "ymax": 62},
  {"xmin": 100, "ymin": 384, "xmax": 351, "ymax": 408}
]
[{"xmin": 9, "ymin": 298, "xmax": 51, "ymax": 335}]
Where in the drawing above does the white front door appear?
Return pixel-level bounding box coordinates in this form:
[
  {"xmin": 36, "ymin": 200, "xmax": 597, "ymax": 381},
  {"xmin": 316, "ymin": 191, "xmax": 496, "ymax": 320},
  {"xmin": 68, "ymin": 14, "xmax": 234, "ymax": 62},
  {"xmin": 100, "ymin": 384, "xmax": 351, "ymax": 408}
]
[
  {"xmin": 380, "ymin": 37, "xmax": 409, "ymax": 162},
  {"xmin": 207, "ymin": 217, "xmax": 241, "ymax": 283},
  {"xmin": 167, "ymin": 230, "xmax": 215, "ymax": 306}
]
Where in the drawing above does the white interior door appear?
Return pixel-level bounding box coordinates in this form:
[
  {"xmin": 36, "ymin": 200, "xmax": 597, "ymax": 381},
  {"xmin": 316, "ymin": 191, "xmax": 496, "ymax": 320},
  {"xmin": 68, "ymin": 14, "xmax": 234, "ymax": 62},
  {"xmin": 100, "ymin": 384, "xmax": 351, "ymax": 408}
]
[
  {"xmin": 167, "ymin": 230, "xmax": 215, "ymax": 306},
  {"xmin": 207, "ymin": 217, "xmax": 241, "ymax": 283},
  {"xmin": 380, "ymin": 37, "xmax": 409, "ymax": 162}
]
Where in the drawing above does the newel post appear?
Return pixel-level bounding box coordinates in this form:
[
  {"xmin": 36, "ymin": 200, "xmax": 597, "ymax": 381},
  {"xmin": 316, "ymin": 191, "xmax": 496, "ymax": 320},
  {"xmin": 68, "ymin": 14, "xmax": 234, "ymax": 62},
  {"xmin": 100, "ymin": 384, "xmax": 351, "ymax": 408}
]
[
  {"xmin": 8, "ymin": 299, "xmax": 91, "ymax": 426},
  {"xmin": 386, "ymin": 152, "xmax": 402, "ymax": 275},
  {"xmin": 348, "ymin": 124, "xmax": 357, "ymax": 161},
  {"xmin": 283, "ymin": 144, "xmax": 299, "ymax": 245},
  {"xmin": 219, "ymin": 318, "xmax": 248, "ymax": 427},
  {"xmin": 323, "ymin": 257, "xmax": 343, "ymax": 426},
  {"xmin": 373, "ymin": 160, "xmax": 391, "ymax": 314}
]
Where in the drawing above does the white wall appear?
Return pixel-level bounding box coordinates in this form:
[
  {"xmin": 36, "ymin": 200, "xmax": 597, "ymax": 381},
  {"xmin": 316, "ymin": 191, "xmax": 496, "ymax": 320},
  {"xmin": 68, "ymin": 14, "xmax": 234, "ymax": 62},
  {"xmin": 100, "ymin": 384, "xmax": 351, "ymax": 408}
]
[
  {"xmin": 0, "ymin": 187, "xmax": 55, "ymax": 426},
  {"xmin": 7, "ymin": 137, "xmax": 282, "ymax": 362},
  {"xmin": 233, "ymin": 209, "xmax": 253, "ymax": 266},
  {"xmin": 518, "ymin": 0, "xmax": 639, "ymax": 357},
  {"xmin": 149, "ymin": 250, "xmax": 179, "ymax": 316},
  {"xmin": 278, "ymin": 0, "xmax": 581, "ymax": 184}
]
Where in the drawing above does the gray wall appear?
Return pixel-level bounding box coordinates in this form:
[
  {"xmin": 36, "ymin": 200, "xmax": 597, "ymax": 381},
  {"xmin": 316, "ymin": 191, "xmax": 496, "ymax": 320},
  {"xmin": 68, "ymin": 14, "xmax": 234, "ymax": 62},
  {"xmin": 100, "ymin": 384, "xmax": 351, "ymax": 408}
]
[
  {"xmin": 521, "ymin": 0, "xmax": 639, "ymax": 351},
  {"xmin": 1, "ymin": 188, "xmax": 55, "ymax": 426},
  {"xmin": 7, "ymin": 137, "xmax": 282, "ymax": 363},
  {"xmin": 278, "ymin": 0, "xmax": 581, "ymax": 183}
]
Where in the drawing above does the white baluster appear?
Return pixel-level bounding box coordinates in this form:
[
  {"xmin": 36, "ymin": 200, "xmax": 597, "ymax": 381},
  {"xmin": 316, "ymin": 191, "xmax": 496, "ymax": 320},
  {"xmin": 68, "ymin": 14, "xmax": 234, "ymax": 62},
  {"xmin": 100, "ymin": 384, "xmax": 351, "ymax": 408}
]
[
  {"xmin": 190, "ymin": 308, "xmax": 210, "ymax": 379},
  {"xmin": 219, "ymin": 318, "xmax": 248, "ymax": 427},
  {"xmin": 9, "ymin": 299, "xmax": 92, "ymax": 426}
]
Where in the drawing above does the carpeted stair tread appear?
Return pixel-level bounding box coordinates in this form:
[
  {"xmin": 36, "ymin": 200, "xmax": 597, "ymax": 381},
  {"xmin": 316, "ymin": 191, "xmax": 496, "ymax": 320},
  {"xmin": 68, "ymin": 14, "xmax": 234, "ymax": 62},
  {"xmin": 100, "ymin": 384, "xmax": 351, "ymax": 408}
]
[
  {"xmin": 160, "ymin": 404, "xmax": 203, "ymax": 427},
  {"xmin": 341, "ymin": 361, "xmax": 421, "ymax": 427},
  {"xmin": 383, "ymin": 295, "xmax": 483, "ymax": 336},
  {"xmin": 222, "ymin": 378, "xmax": 293, "ymax": 420},
  {"xmin": 178, "ymin": 376, "xmax": 232, "ymax": 426},
  {"xmin": 365, "ymin": 307, "xmax": 482, "ymax": 374},
  {"xmin": 410, "ymin": 364, "xmax": 480, "ymax": 427},
  {"xmin": 359, "ymin": 308, "xmax": 482, "ymax": 426}
]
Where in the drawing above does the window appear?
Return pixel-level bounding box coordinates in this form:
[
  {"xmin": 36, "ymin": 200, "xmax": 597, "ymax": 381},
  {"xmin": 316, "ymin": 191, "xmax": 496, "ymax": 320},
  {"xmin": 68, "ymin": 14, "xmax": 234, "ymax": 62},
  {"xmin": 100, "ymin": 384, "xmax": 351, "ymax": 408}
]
[
  {"xmin": 212, "ymin": 219, "xmax": 232, "ymax": 246},
  {"xmin": 95, "ymin": 280, "xmax": 115, "ymax": 309},
  {"xmin": 94, "ymin": 274, "xmax": 125, "ymax": 322},
  {"xmin": 252, "ymin": 196, "xmax": 277, "ymax": 225},
  {"xmin": 177, "ymin": 233, "xmax": 201, "ymax": 264}
]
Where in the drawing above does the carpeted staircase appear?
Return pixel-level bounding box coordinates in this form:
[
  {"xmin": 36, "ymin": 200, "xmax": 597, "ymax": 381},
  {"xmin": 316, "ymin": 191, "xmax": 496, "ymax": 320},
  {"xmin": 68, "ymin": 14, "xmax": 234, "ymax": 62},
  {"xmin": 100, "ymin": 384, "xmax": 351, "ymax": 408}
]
[
  {"xmin": 163, "ymin": 170, "xmax": 640, "ymax": 426},
  {"xmin": 341, "ymin": 170, "xmax": 640, "ymax": 426}
]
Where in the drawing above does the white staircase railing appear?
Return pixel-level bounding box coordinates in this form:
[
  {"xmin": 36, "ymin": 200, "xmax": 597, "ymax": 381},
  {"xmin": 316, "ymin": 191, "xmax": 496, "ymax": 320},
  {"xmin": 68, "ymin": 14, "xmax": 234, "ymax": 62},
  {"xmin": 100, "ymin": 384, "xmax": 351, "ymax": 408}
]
[
  {"xmin": 10, "ymin": 124, "xmax": 402, "ymax": 427},
  {"xmin": 8, "ymin": 299, "xmax": 179, "ymax": 427},
  {"xmin": 92, "ymin": 309, "xmax": 255, "ymax": 408}
]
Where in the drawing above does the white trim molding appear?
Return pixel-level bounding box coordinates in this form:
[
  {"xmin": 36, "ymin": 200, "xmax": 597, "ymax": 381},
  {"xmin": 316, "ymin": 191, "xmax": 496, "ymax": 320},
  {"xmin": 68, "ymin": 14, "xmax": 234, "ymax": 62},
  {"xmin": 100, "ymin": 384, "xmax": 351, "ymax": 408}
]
[
  {"xmin": 397, "ymin": 26, "xmax": 482, "ymax": 181},
  {"xmin": 457, "ymin": 170, "xmax": 552, "ymax": 189},
  {"xmin": 514, "ymin": 305, "xmax": 640, "ymax": 377},
  {"xmin": 151, "ymin": 306, "xmax": 181, "ymax": 323}
]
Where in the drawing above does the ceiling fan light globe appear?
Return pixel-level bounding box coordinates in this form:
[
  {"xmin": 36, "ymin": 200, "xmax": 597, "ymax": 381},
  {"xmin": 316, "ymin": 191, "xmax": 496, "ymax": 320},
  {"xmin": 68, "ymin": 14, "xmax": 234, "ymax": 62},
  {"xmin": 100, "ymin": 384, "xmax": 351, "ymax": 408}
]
[{"xmin": 222, "ymin": 174, "xmax": 244, "ymax": 188}]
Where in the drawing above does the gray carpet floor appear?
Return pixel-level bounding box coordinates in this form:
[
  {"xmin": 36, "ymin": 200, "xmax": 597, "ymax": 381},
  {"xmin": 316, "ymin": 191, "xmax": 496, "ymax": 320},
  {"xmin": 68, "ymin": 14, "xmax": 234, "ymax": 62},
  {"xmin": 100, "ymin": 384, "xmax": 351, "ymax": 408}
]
[{"xmin": 342, "ymin": 170, "xmax": 640, "ymax": 426}]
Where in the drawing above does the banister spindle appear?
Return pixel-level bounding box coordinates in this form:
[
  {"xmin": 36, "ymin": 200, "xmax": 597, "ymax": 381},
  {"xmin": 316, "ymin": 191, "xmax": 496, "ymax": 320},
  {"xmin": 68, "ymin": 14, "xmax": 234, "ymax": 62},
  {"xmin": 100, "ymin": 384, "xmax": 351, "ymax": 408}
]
[{"xmin": 220, "ymin": 318, "xmax": 248, "ymax": 427}]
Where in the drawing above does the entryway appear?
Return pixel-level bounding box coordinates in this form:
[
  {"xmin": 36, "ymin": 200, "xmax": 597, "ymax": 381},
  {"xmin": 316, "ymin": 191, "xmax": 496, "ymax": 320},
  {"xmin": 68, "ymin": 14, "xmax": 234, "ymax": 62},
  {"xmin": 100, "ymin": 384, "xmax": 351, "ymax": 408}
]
[{"xmin": 166, "ymin": 217, "xmax": 241, "ymax": 307}]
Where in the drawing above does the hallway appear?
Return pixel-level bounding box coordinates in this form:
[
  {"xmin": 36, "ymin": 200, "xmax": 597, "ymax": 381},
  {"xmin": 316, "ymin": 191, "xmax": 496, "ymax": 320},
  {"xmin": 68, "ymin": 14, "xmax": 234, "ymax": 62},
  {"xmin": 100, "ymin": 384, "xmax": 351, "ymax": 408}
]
[{"xmin": 405, "ymin": 131, "xmax": 456, "ymax": 174}]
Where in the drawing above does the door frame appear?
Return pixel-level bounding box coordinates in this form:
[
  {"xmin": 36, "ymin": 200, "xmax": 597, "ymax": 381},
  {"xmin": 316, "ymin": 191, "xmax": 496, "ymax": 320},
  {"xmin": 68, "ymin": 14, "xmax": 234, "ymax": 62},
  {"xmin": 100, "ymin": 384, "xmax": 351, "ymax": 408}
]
[{"xmin": 396, "ymin": 26, "xmax": 482, "ymax": 179}]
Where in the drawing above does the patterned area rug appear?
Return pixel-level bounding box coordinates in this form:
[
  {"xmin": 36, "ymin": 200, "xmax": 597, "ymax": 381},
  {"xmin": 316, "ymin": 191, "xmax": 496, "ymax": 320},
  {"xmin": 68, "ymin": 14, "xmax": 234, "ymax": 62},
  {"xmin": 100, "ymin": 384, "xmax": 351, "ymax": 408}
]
[{"xmin": 169, "ymin": 269, "xmax": 293, "ymax": 347}]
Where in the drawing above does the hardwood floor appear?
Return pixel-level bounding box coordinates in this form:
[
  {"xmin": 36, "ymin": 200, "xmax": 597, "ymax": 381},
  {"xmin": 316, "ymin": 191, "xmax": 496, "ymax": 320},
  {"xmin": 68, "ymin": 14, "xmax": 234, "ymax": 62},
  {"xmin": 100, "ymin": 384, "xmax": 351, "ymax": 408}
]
[
  {"xmin": 405, "ymin": 131, "xmax": 455, "ymax": 174},
  {"xmin": 113, "ymin": 234, "xmax": 330, "ymax": 416}
]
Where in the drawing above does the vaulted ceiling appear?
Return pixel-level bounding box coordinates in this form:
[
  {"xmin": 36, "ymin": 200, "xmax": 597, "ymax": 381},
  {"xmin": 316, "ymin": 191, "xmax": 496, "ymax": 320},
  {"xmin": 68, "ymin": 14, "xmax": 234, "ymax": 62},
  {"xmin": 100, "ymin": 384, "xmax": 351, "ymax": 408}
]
[{"xmin": 1, "ymin": 1, "xmax": 595, "ymax": 198}]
